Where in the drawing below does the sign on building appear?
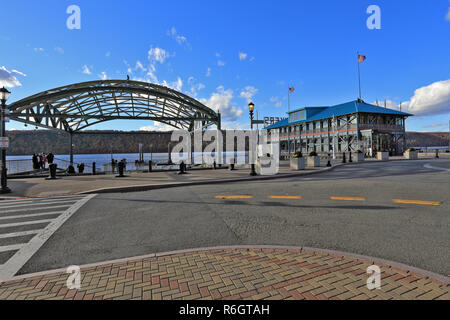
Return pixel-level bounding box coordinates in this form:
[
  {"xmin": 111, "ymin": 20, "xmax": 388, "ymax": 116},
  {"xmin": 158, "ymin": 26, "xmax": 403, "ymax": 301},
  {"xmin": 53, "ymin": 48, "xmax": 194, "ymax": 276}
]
[{"xmin": 263, "ymin": 117, "xmax": 286, "ymax": 126}]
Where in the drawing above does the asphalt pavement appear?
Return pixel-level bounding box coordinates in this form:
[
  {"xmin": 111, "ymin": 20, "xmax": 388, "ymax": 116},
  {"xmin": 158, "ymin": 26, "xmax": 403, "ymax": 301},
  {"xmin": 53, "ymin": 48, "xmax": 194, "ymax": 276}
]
[{"xmin": 9, "ymin": 159, "xmax": 450, "ymax": 277}]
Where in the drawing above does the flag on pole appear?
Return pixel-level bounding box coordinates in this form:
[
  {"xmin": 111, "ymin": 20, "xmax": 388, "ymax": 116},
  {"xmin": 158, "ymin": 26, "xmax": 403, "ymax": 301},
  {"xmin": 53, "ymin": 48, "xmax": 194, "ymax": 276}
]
[
  {"xmin": 358, "ymin": 54, "xmax": 366, "ymax": 63},
  {"xmin": 288, "ymin": 87, "xmax": 295, "ymax": 93}
]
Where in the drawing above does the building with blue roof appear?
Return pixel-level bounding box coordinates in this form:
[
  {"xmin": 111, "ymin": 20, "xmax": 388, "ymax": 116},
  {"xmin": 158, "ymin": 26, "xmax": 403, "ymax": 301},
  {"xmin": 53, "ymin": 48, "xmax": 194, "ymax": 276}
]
[{"xmin": 265, "ymin": 99, "xmax": 413, "ymax": 156}]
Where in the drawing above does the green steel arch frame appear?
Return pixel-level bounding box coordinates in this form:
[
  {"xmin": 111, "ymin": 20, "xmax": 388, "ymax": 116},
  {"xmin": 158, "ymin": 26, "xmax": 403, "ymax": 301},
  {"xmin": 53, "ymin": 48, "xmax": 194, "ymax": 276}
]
[{"xmin": 7, "ymin": 80, "xmax": 221, "ymax": 132}]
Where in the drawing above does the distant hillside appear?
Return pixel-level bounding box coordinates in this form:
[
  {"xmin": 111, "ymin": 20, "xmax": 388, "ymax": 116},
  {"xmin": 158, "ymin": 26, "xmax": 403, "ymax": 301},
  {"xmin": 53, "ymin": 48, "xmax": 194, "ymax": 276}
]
[
  {"xmin": 5, "ymin": 130, "xmax": 448, "ymax": 155},
  {"xmin": 6, "ymin": 130, "xmax": 173, "ymax": 155},
  {"xmin": 406, "ymin": 132, "xmax": 449, "ymax": 148}
]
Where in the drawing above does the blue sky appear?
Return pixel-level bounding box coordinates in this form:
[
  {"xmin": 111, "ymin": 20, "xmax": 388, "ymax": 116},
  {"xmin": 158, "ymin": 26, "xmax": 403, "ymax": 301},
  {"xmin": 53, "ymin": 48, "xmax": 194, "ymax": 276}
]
[{"xmin": 1, "ymin": 0, "xmax": 449, "ymax": 132}]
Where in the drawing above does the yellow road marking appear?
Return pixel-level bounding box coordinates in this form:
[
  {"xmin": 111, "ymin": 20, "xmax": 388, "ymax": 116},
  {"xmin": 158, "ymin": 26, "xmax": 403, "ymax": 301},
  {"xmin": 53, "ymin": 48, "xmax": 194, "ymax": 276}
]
[
  {"xmin": 330, "ymin": 196, "xmax": 365, "ymax": 201},
  {"xmin": 393, "ymin": 199, "xmax": 441, "ymax": 206},
  {"xmin": 268, "ymin": 195, "xmax": 302, "ymax": 199},
  {"xmin": 215, "ymin": 195, "xmax": 253, "ymax": 199}
]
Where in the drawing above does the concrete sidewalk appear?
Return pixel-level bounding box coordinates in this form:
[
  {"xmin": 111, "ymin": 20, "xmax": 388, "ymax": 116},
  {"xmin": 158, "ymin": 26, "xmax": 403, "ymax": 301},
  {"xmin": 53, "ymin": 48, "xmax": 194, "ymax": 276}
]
[
  {"xmin": 3, "ymin": 156, "xmax": 440, "ymax": 198},
  {"xmin": 0, "ymin": 246, "xmax": 448, "ymax": 300}
]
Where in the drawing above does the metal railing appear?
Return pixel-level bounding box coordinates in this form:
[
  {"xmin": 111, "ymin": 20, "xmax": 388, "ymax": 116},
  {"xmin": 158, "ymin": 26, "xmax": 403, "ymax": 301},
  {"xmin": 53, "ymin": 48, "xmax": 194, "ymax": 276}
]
[
  {"xmin": 101, "ymin": 161, "xmax": 190, "ymax": 174},
  {"xmin": 4, "ymin": 157, "xmax": 92, "ymax": 175}
]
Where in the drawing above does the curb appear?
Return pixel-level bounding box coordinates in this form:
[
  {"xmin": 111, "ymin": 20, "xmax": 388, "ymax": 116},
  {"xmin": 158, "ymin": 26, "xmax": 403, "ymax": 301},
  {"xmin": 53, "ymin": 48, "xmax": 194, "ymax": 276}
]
[
  {"xmin": 2, "ymin": 158, "xmax": 438, "ymax": 199},
  {"xmin": 3, "ymin": 245, "xmax": 449, "ymax": 285},
  {"xmin": 77, "ymin": 165, "xmax": 338, "ymax": 195}
]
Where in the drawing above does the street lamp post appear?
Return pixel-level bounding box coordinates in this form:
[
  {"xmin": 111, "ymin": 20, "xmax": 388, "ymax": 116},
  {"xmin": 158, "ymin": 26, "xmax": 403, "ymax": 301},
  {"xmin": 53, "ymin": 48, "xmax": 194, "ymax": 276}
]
[
  {"xmin": 1, "ymin": 87, "xmax": 11, "ymax": 194},
  {"xmin": 168, "ymin": 142, "xmax": 172, "ymax": 164},
  {"xmin": 248, "ymin": 102, "xmax": 257, "ymax": 176}
]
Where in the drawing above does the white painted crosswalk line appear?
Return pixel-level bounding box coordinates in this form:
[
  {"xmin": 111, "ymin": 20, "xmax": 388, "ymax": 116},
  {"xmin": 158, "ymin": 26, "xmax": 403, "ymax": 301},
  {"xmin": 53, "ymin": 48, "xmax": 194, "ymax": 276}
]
[
  {"xmin": 0, "ymin": 198, "xmax": 83, "ymax": 209},
  {"xmin": 0, "ymin": 195, "xmax": 86, "ymax": 205},
  {"xmin": 0, "ymin": 211, "xmax": 63, "ymax": 221},
  {"xmin": 0, "ymin": 219, "xmax": 54, "ymax": 228},
  {"xmin": 0, "ymin": 230, "xmax": 41, "ymax": 239},
  {"xmin": 0, "ymin": 205, "xmax": 73, "ymax": 214},
  {"xmin": 0, "ymin": 244, "xmax": 24, "ymax": 253},
  {"xmin": 0, "ymin": 194, "xmax": 97, "ymax": 282}
]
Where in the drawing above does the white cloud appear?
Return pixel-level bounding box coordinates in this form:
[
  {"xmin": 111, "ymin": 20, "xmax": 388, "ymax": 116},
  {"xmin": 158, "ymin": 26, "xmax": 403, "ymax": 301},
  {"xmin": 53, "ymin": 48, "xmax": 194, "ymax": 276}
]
[
  {"xmin": 217, "ymin": 60, "xmax": 225, "ymax": 67},
  {"xmin": 239, "ymin": 86, "xmax": 258, "ymax": 102},
  {"xmin": 82, "ymin": 65, "xmax": 92, "ymax": 75},
  {"xmin": 221, "ymin": 120, "xmax": 249, "ymax": 130},
  {"xmin": 0, "ymin": 66, "xmax": 26, "ymax": 87},
  {"xmin": 148, "ymin": 47, "xmax": 171, "ymax": 64},
  {"xmin": 206, "ymin": 67, "xmax": 211, "ymax": 77},
  {"xmin": 446, "ymin": 5, "xmax": 450, "ymax": 21},
  {"xmin": 140, "ymin": 121, "xmax": 174, "ymax": 131},
  {"xmin": 146, "ymin": 66, "xmax": 158, "ymax": 83},
  {"xmin": 270, "ymin": 96, "xmax": 283, "ymax": 107},
  {"xmin": 187, "ymin": 77, "xmax": 205, "ymax": 97},
  {"xmin": 372, "ymin": 99, "xmax": 399, "ymax": 110},
  {"xmin": 200, "ymin": 86, "xmax": 242, "ymax": 121},
  {"xmin": 238, "ymin": 52, "xmax": 247, "ymax": 61},
  {"xmin": 33, "ymin": 47, "xmax": 44, "ymax": 52},
  {"xmin": 54, "ymin": 47, "xmax": 64, "ymax": 54},
  {"xmin": 98, "ymin": 71, "xmax": 108, "ymax": 80},
  {"xmin": 402, "ymin": 80, "xmax": 450, "ymax": 116},
  {"xmin": 167, "ymin": 27, "xmax": 189, "ymax": 46},
  {"xmin": 135, "ymin": 61, "xmax": 146, "ymax": 72},
  {"xmin": 105, "ymin": 51, "xmax": 111, "ymax": 57},
  {"xmin": 423, "ymin": 122, "xmax": 449, "ymax": 129},
  {"xmin": 162, "ymin": 77, "xmax": 183, "ymax": 91}
]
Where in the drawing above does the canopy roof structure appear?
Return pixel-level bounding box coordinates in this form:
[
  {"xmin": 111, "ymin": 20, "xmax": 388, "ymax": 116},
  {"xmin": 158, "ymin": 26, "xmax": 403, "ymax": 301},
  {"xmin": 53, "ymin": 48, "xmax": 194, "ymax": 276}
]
[
  {"xmin": 265, "ymin": 100, "xmax": 412, "ymax": 129},
  {"xmin": 7, "ymin": 80, "xmax": 221, "ymax": 132}
]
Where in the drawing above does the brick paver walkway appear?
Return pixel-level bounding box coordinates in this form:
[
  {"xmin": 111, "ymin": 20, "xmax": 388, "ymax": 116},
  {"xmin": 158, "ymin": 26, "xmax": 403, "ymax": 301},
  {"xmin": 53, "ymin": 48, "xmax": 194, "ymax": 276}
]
[{"xmin": 0, "ymin": 247, "xmax": 448, "ymax": 300}]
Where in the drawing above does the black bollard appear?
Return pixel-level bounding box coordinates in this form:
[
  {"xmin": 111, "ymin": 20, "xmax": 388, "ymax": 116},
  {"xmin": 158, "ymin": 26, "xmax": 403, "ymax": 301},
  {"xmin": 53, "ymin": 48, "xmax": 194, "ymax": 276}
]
[
  {"xmin": 213, "ymin": 161, "xmax": 216, "ymax": 170},
  {"xmin": 250, "ymin": 163, "xmax": 257, "ymax": 176},
  {"xmin": 326, "ymin": 153, "xmax": 332, "ymax": 167},
  {"xmin": 342, "ymin": 152, "xmax": 346, "ymax": 163},
  {"xmin": 349, "ymin": 152, "xmax": 353, "ymax": 163},
  {"xmin": 435, "ymin": 150, "xmax": 439, "ymax": 158},
  {"xmin": 178, "ymin": 161, "xmax": 187, "ymax": 174},
  {"xmin": 229, "ymin": 163, "xmax": 235, "ymax": 170},
  {"xmin": 46, "ymin": 163, "xmax": 58, "ymax": 180},
  {"xmin": 116, "ymin": 161, "xmax": 125, "ymax": 177},
  {"xmin": 92, "ymin": 162, "xmax": 96, "ymax": 175},
  {"xmin": 67, "ymin": 165, "xmax": 75, "ymax": 174},
  {"xmin": 148, "ymin": 160, "xmax": 152, "ymax": 172}
]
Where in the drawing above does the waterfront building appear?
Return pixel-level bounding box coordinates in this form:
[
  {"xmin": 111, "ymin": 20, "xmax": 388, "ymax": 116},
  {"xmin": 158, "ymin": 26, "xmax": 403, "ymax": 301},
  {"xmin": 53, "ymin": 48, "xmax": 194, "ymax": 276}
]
[{"xmin": 265, "ymin": 99, "xmax": 413, "ymax": 156}]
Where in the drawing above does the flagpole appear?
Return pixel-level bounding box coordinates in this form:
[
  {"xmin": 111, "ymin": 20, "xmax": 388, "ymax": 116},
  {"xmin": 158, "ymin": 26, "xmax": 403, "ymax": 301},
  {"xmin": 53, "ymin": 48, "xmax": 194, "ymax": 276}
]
[
  {"xmin": 287, "ymin": 88, "xmax": 290, "ymax": 157},
  {"xmin": 357, "ymin": 52, "xmax": 362, "ymax": 100}
]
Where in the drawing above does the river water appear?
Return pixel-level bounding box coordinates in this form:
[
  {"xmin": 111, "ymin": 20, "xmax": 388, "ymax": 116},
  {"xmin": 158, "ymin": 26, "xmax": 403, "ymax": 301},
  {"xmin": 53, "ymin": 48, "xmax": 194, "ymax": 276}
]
[{"xmin": 6, "ymin": 152, "xmax": 247, "ymax": 173}]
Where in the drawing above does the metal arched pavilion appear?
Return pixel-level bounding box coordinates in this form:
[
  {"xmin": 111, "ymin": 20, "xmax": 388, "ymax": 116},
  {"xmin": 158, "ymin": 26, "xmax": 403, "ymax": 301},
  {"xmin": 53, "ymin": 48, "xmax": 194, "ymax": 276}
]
[
  {"xmin": 6, "ymin": 80, "xmax": 221, "ymax": 165},
  {"xmin": 7, "ymin": 80, "xmax": 221, "ymax": 132}
]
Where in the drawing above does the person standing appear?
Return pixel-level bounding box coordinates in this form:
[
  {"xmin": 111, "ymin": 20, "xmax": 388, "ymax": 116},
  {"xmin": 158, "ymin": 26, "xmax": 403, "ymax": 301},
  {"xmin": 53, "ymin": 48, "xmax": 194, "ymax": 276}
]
[
  {"xmin": 43, "ymin": 153, "xmax": 47, "ymax": 169},
  {"xmin": 47, "ymin": 152, "xmax": 54, "ymax": 165},
  {"xmin": 31, "ymin": 153, "xmax": 35, "ymax": 169},
  {"xmin": 38, "ymin": 153, "xmax": 44, "ymax": 170}
]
